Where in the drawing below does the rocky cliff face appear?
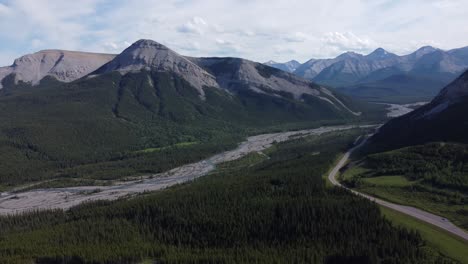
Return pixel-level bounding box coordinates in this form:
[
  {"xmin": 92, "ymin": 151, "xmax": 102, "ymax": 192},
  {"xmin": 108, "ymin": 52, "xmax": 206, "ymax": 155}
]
[
  {"xmin": 93, "ymin": 40, "xmax": 357, "ymax": 115},
  {"xmin": 0, "ymin": 50, "xmax": 115, "ymax": 88},
  {"xmin": 93, "ymin": 39, "xmax": 219, "ymax": 97}
]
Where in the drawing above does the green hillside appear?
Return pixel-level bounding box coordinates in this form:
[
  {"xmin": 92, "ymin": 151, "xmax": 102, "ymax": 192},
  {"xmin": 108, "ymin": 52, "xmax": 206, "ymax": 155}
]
[{"xmin": 0, "ymin": 70, "xmax": 360, "ymax": 189}]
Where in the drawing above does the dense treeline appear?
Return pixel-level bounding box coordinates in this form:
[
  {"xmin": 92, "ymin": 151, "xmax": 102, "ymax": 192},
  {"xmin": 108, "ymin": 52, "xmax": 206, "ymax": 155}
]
[
  {"xmin": 0, "ymin": 131, "xmax": 453, "ymax": 263},
  {"xmin": 366, "ymin": 143, "xmax": 468, "ymax": 192},
  {"xmin": 343, "ymin": 142, "xmax": 468, "ymax": 231},
  {"xmin": 0, "ymin": 70, "xmax": 363, "ymax": 189}
]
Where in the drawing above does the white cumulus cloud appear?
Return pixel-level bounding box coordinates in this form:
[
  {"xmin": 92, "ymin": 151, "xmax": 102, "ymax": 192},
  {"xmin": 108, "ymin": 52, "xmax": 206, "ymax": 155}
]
[{"xmin": 0, "ymin": 0, "xmax": 467, "ymax": 65}]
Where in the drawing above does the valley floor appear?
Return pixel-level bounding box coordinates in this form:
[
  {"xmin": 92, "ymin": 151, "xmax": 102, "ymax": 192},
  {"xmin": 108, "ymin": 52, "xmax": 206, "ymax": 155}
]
[
  {"xmin": 0, "ymin": 125, "xmax": 369, "ymax": 215},
  {"xmin": 0, "ymin": 127, "xmax": 453, "ymax": 263}
]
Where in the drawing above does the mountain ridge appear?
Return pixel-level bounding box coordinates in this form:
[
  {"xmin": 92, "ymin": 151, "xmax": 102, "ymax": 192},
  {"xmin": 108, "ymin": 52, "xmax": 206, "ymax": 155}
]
[
  {"xmin": 283, "ymin": 46, "xmax": 468, "ymax": 103},
  {"xmin": 1, "ymin": 39, "xmax": 357, "ymax": 114},
  {"xmin": 368, "ymin": 69, "xmax": 468, "ymax": 151},
  {"xmin": 0, "ymin": 49, "xmax": 116, "ymax": 88}
]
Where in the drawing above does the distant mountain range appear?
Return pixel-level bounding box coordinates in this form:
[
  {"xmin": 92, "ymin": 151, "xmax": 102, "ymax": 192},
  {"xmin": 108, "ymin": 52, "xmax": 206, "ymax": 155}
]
[
  {"xmin": 266, "ymin": 46, "xmax": 468, "ymax": 103},
  {"xmin": 368, "ymin": 69, "xmax": 468, "ymax": 151}
]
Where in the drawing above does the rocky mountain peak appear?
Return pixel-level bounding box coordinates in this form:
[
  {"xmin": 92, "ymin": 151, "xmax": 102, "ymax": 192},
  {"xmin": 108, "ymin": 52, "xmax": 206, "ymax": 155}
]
[
  {"xmin": 366, "ymin": 48, "xmax": 396, "ymax": 60},
  {"xmin": 94, "ymin": 39, "xmax": 219, "ymax": 97},
  {"xmin": 265, "ymin": 60, "xmax": 277, "ymax": 64},
  {"xmin": 411, "ymin": 46, "xmax": 438, "ymax": 59},
  {"xmin": 0, "ymin": 50, "xmax": 115, "ymax": 88},
  {"xmin": 127, "ymin": 39, "xmax": 170, "ymax": 51},
  {"xmin": 336, "ymin": 51, "xmax": 362, "ymax": 60}
]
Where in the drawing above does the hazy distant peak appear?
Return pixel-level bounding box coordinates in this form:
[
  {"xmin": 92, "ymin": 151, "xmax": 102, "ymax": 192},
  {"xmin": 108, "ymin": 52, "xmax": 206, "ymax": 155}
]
[
  {"xmin": 411, "ymin": 46, "xmax": 439, "ymax": 59},
  {"xmin": 263, "ymin": 59, "xmax": 301, "ymax": 73},
  {"xmin": 336, "ymin": 51, "xmax": 362, "ymax": 60},
  {"xmin": 264, "ymin": 60, "xmax": 277, "ymax": 64},
  {"xmin": 366, "ymin": 48, "xmax": 396, "ymax": 59}
]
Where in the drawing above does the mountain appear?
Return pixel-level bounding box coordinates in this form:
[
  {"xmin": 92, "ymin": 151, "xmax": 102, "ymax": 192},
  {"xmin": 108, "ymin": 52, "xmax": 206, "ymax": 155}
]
[
  {"xmin": 294, "ymin": 48, "xmax": 398, "ymax": 84},
  {"xmin": 0, "ymin": 50, "xmax": 115, "ymax": 88},
  {"xmin": 264, "ymin": 60, "xmax": 301, "ymax": 73},
  {"xmin": 368, "ymin": 69, "xmax": 468, "ymax": 151},
  {"xmin": 365, "ymin": 48, "xmax": 398, "ymax": 60},
  {"xmin": 342, "ymin": 74, "xmax": 447, "ymax": 103},
  {"xmin": 0, "ymin": 39, "xmax": 362, "ymax": 187},
  {"xmin": 92, "ymin": 40, "xmax": 359, "ymax": 114},
  {"xmin": 93, "ymin": 39, "xmax": 219, "ymax": 97},
  {"xmin": 293, "ymin": 46, "xmax": 468, "ymax": 103}
]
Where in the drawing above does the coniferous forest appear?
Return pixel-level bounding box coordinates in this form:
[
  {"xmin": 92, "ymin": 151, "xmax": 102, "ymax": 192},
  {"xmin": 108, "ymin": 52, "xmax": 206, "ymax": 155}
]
[{"xmin": 0, "ymin": 131, "xmax": 455, "ymax": 263}]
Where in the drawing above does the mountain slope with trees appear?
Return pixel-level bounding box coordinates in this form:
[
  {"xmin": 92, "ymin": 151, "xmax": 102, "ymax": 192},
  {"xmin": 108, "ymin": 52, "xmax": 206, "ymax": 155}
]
[{"xmin": 0, "ymin": 40, "xmax": 365, "ymax": 189}]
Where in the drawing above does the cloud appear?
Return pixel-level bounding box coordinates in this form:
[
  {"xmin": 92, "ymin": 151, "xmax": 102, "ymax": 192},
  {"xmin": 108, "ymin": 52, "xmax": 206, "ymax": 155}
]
[
  {"xmin": 322, "ymin": 32, "xmax": 375, "ymax": 53},
  {"xmin": 284, "ymin": 32, "xmax": 310, "ymax": 43},
  {"xmin": 0, "ymin": 3, "xmax": 11, "ymax": 15},
  {"xmin": 0, "ymin": 0, "xmax": 467, "ymax": 65},
  {"xmin": 31, "ymin": 38, "xmax": 45, "ymax": 49},
  {"xmin": 177, "ymin": 16, "xmax": 208, "ymax": 35}
]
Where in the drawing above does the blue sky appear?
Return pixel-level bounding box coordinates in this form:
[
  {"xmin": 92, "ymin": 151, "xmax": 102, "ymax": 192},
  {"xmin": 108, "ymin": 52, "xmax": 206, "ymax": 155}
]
[{"xmin": 0, "ymin": 0, "xmax": 467, "ymax": 66}]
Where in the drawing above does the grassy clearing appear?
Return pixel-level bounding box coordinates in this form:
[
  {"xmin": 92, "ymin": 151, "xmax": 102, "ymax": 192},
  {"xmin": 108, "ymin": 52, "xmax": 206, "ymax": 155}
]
[
  {"xmin": 380, "ymin": 206, "xmax": 468, "ymax": 264},
  {"xmin": 216, "ymin": 152, "xmax": 268, "ymax": 172},
  {"xmin": 135, "ymin": 142, "xmax": 198, "ymax": 153},
  {"xmin": 341, "ymin": 163, "xmax": 468, "ymax": 231},
  {"xmin": 340, "ymin": 166, "xmax": 369, "ymax": 181},
  {"xmin": 334, "ymin": 152, "xmax": 468, "ymax": 262},
  {"xmin": 362, "ymin": 175, "xmax": 413, "ymax": 187}
]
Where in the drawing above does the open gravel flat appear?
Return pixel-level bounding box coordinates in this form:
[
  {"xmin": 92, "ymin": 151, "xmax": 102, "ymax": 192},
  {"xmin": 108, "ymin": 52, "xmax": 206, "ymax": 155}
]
[{"xmin": 0, "ymin": 125, "xmax": 364, "ymax": 215}]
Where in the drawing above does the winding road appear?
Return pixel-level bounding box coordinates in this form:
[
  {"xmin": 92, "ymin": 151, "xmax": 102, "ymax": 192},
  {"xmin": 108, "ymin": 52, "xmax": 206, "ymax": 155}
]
[{"xmin": 328, "ymin": 136, "xmax": 468, "ymax": 242}]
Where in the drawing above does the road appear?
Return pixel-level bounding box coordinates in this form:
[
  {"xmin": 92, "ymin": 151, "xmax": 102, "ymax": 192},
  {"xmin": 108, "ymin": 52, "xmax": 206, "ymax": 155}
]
[
  {"xmin": 328, "ymin": 136, "xmax": 468, "ymax": 242},
  {"xmin": 0, "ymin": 124, "xmax": 371, "ymax": 215}
]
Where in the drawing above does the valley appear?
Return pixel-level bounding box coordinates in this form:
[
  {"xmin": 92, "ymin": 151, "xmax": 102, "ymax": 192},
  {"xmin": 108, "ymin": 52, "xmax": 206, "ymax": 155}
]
[
  {"xmin": 0, "ymin": 128, "xmax": 456, "ymax": 263},
  {"xmin": 373, "ymin": 101, "xmax": 428, "ymax": 117},
  {"xmin": 0, "ymin": 125, "xmax": 369, "ymax": 214},
  {"xmin": 1, "ymin": 1, "xmax": 468, "ymax": 263}
]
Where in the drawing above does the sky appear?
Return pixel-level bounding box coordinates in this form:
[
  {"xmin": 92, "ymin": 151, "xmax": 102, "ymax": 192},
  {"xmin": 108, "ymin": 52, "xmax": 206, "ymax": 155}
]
[{"xmin": 0, "ymin": 0, "xmax": 467, "ymax": 66}]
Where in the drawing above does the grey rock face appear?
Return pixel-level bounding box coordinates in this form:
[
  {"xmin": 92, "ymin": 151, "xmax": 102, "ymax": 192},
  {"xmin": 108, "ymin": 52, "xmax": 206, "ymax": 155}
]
[
  {"xmin": 197, "ymin": 57, "xmax": 319, "ymax": 99},
  {"xmin": 0, "ymin": 50, "xmax": 116, "ymax": 88},
  {"xmin": 1, "ymin": 39, "xmax": 358, "ymax": 116},
  {"xmin": 193, "ymin": 57, "xmax": 359, "ymax": 115},
  {"xmin": 94, "ymin": 39, "xmax": 219, "ymax": 97},
  {"xmin": 94, "ymin": 40, "xmax": 354, "ymax": 114}
]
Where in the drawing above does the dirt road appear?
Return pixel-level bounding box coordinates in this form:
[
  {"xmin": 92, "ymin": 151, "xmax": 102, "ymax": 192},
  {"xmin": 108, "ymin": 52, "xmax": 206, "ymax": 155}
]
[
  {"xmin": 0, "ymin": 125, "xmax": 366, "ymax": 215},
  {"xmin": 328, "ymin": 136, "xmax": 468, "ymax": 242}
]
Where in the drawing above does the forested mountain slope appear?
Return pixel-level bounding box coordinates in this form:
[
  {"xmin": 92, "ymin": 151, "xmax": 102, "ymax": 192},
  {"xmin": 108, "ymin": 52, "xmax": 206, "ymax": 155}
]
[{"xmin": 0, "ymin": 39, "xmax": 363, "ymax": 189}]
